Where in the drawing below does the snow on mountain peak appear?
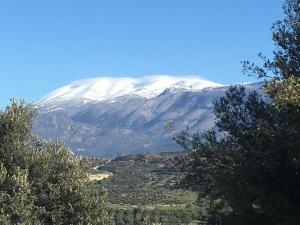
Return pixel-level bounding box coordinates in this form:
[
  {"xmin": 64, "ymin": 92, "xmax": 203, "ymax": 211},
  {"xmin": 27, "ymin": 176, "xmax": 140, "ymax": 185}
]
[{"xmin": 36, "ymin": 75, "xmax": 223, "ymax": 106}]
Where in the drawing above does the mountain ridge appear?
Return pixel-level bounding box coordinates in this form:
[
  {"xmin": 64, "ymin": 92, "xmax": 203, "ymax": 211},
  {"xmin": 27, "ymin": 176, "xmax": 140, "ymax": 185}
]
[
  {"xmin": 34, "ymin": 76, "xmax": 262, "ymax": 158},
  {"xmin": 36, "ymin": 75, "xmax": 223, "ymax": 109}
]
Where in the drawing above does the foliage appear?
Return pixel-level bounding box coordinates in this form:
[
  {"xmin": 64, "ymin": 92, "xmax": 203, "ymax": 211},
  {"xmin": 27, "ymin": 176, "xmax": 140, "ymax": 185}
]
[
  {"xmin": 109, "ymin": 207, "xmax": 203, "ymax": 225},
  {"xmin": 93, "ymin": 152, "xmax": 205, "ymax": 224},
  {"xmin": 243, "ymin": 0, "xmax": 300, "ymax": 79},
  {"xmin": 176, "ymin": 1, "xmax": 300, "ymax": 225},
  {"xmin": 0, "ymin": 99, "xmax": 111, "ymax": 224},
  {"xmin": 265, "ymin": 75, "xmax": 300, "ymax": 107},
  {"xmin": 177, "ymin": 85, "xmax": 300, "ymax": 224},
  {"xmin": 97, "ymin": 153, "xmax": 196, "ymax": 206}
]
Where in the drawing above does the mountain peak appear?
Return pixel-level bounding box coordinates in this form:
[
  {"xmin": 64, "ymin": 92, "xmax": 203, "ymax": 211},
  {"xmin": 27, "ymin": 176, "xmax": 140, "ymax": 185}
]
[{"xmin": 36, "ymin": 75, "xmax": 223, "ymax": 106}]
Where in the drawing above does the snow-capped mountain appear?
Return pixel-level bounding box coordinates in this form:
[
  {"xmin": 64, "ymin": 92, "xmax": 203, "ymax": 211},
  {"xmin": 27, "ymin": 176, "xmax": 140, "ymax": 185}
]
[
  {"xmin": 36, "ymin": 75, "xmax": 222, "ymax": 109},
  {"xmin": 34, "ymin": 75, "xmax": 261, "ymax": 158}
]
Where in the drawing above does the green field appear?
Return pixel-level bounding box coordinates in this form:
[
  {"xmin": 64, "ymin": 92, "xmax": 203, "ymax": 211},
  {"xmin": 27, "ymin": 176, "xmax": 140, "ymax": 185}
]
[{"xmin": 88, "ymin": 152, "xmax": 206, "ymax": 224}]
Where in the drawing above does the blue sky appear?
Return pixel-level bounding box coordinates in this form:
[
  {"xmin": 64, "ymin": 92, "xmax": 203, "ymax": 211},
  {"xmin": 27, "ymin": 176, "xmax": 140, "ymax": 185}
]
[{"xmin": 0, "ymin": 0, "xmax": 284, "ymax": 107}]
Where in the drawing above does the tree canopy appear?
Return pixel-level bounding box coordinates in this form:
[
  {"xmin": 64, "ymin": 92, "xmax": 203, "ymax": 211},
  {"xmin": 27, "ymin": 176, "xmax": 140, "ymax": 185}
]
[
  {"xmin": 0, "ymin": 99, "xmax": 111, "ymax": 225},
  {"xmin": 176, "ymin": 1, "xmax": 300, "ymax": 225}
]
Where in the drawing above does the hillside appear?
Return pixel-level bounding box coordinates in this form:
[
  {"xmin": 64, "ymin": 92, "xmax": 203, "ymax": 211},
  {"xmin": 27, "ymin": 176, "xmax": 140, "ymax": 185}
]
[
  {"xmin": 33, "ymin": 75, "xmax": 262, "ymax": 157},
  {"xmin": 89, "ymin": 152, "xmax": 206, "ymax": 224}
]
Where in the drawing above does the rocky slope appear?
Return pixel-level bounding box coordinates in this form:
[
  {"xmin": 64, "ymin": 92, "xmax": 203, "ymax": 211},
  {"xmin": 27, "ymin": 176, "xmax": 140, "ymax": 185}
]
[{"xmin": 34, "ymin": 75, "xmax": 261, "ymax": 157}]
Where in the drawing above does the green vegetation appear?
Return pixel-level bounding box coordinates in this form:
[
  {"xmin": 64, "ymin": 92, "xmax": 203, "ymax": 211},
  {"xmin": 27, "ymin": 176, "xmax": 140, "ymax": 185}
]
[
  {"xmin": 98, "ymin": 153, "xmax": 186, "ymax": 205},
  {"xmin": 176, "ymin": 1, "xmax": 300, "ymax": 224},
  {"xmin": 0, "ymin": 100, "xmax": 111, "ymax": 224},
  {"xmin": 110, "ymin": 207, "xmax": 202, "ymax": 225},
  {"xmin": 92, "ymin": 153, "xmax": 205, "ymax": 224},
  {"xmin": 3, "ymin": 1, "xmax": 299, "ymax": 224},
  {"xmin": 265, "ymin": 75, "xmax": 300, "ymax": 107},
  {"xmin": 1, "ymin": 99, "xmax": 203, "ymax": 224}
]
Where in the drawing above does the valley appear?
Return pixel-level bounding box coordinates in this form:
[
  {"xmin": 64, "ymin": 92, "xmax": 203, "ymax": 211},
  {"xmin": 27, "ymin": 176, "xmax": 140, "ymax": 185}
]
[{"xmin": 87, "ymin": 152, "xmax": 206, "ymax": 224}]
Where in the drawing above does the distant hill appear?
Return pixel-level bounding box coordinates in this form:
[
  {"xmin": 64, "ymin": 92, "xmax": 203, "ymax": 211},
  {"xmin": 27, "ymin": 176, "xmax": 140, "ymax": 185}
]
[
  {"xmin": 89, "ymin": 152, "xmax": 204, "ymax": 224},
  {"xmin": 34, "ymin": 75, "xmax": 262, "ymax": 157}
]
